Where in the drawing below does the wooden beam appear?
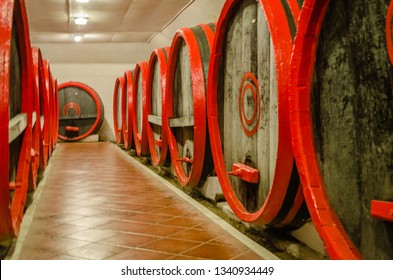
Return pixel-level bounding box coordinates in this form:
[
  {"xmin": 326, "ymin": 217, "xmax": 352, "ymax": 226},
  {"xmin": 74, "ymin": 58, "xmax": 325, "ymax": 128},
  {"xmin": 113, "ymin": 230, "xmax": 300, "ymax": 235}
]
[
  {"xmin": 148, "ymin": 115, "xmax": 162, "ymax": 126},
  {"xmin": 169, "ymin": 116, "xmax": 194, "ymax": 128},
  {"xmin": 9, "ymin": 113, "xmax": 28, "ymax": 143}
]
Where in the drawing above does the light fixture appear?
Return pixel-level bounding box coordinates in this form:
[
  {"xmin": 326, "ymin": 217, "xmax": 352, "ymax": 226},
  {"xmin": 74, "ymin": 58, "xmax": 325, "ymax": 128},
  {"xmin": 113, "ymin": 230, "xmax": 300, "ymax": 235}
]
[
  {"xmin": 76, "ymin": 0, "xmax": 90, "ymax": 3},
  {"xmin": 74, "ymin": 17, "xmax": 88, "ymax": 25},
  {"xmin": 74, "ymin": 35, "xmax": 82, "ymax": 42}
]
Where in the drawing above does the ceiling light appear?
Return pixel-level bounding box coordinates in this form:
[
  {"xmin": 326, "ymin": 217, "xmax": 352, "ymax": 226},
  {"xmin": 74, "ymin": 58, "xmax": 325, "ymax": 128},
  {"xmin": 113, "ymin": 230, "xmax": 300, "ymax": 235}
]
[
  {"xmin": 76, "ymin": 0, "xmax": 90, "ymax": 3},
  {"xmin": 74, "ymin": 17, "xmax": 88, "ymax": 25},
  {"xmin": 74, "ymin": 35, "xmax": 82, "ymax": 42}
]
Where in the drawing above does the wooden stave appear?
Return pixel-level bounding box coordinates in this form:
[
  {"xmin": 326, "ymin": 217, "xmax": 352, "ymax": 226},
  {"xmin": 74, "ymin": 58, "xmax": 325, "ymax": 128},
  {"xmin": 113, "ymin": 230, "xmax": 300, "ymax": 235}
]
[
  {"xmin": 132, "ymin": 61, "xmax": 150, "ymax": 156},
  {"xmin": 113, "ymin": 76, "xmax": 124, "ymax": 144},
  {"xmin": 58, "ymin": 81, "xmax": 104, "ymax": 141},
  {"xmin": 122, "ymin": 70, "xmax": 134, "ymax": 150},
  {"xmin": 42, "ymin": 59, "xmax": 54, "ymax": 157},
  {"xmin": 207, "ymin": 0, "xmax": 307, "ymax": 227},
  {"xmin": 146, "ymin": 47, "xmax": 171, "ymax": 167},
  {"xmin": 165, "ymin": 24, "xmax": 216, "ymax": 187}
]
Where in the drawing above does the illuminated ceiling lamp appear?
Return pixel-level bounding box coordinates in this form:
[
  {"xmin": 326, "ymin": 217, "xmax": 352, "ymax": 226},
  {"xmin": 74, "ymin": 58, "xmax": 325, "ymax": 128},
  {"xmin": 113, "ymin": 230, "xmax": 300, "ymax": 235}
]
[
  {"xmin": 74, "ymin": 35, "xmax": 83, "ymax": 42},
  {"xmin": 76, "ymin": 0, "xmax": 90, "ymax": 3},
  {"xmin": 74, "ymin": 17, "xmax": 88, "ymax": 25}
]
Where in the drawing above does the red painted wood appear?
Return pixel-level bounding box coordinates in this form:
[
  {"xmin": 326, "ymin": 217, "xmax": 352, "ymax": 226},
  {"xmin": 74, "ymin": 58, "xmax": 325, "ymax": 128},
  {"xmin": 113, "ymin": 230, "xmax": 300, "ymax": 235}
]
[
  {"xmin": 0, "ymin": 0, "xmax": 34, "ymax": 240},
  {"xmin": 371, "ymin": 200, "xmax": 393, "ymax": 222},
  {"xmin": 132, "ymin": 61, "xmax": 150, "ymax": 156},
  {"xmin": 146, "ymin": 47, "xmax": 170, "ymax": 166},
  {"xmin": 58, "ymin": 82, "xmax": 104, "ymax": 141},
  {"xmin": 113, "ymin": 76, "xmax": 124, "ymax": 144},
  {"xmin": 289, "ymin": 0, "xmax": 361, "ymax": 259},
  {"xmin": 122, "ymin": 71, "xmax": 134, "ymax": 150},
  {"xmin": 42, "ymin": 59, "xmax": 54, "ymax": 157},
  {"xmin": 165, "ymin": 24, "xmax": 215, "ymax": 187},
  {"xmin": 207, "ymin": 0, "xmax": 303, "ymax": 226}
]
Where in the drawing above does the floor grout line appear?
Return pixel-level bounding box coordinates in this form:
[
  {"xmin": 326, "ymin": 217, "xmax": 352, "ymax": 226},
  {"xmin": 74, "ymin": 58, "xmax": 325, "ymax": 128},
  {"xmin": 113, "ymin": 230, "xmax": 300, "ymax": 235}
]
[{"xmin": 113, "ymin": 143, "xmax": 280, "ymax": 260}]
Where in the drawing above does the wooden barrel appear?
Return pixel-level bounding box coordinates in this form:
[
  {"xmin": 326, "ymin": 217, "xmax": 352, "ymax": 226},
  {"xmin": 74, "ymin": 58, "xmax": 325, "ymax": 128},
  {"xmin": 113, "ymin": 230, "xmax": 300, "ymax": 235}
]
[
  {"xmin": 132, "ymin": 61, "xmax": 149, "ymax": 156},
  {"xmin": 207, "ymin": 0, "xmax": 308, "ymax": 227},
  {"xmin": 147, "ymin": 47, "xmax": 170, "ymax": 166},
  {"xmin": 32, "ymin": 48, "xmax": 47, "ymax": 170},
  {"xmin": 113, "ymin": 76, "xmax": 124, "ymax": 144},
  {"xmin": 58, "ymin": 82, "xmax": 104, "ymax": 141},
  {"xmin": 52, "ymin": 78, "xmax": 59, "ymax": 146},
  {"xmin": 0, "ymin": 0, "xmax": 34, "ymax": 239},
  {"xmin": 165, "ymin": 24, "xmax": 215, "ymax": 187},
  {"xmin": 122, "ymin": 70, "xmax": 134, "ymax": 150},
  {"xmin": 42, "ymin": 59, "xmax": 54, "ymax": 156},
  {"xmin": 290, "ymin": 0, "xmax": 393, "ymax": 259},
  {"xmin": 29, "ymin": 48, "xmax": 43, "ymax": 191}
]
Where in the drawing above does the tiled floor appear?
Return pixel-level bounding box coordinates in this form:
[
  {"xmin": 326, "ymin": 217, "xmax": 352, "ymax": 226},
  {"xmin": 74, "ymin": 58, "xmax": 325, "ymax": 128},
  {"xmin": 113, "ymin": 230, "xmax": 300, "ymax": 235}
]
[{"xmin": 6, "ymin": 142, "xmax": 275, "ymax": 260}]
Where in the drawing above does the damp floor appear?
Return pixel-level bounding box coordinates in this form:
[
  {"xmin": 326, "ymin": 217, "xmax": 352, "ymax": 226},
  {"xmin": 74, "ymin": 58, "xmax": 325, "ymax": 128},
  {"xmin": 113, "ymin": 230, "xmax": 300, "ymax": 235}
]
[{"xmin": 6, "ymin": 142, "xmax": 276, "ymax": 260}]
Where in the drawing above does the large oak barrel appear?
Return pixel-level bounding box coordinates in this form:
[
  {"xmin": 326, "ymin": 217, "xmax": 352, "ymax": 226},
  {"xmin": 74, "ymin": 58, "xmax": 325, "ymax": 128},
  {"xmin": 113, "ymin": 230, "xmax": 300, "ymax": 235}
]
[
  {"xmin": 132, "ymin": 61, "xmax": 149, "ymax": 156},
  {"xmin": 113, "ymin": 76, "xmax": 124, "ymax": 144},
  {"xmin": 290, "ymin": 0, "xmax": 393, "ymax": 259},
  {"xmin": 32, "ymin": 48, "xmax": 47, "ymax": 170},
  {"xmin": 58, "ymin": 82, "xmax": 104, "ymax": 141},
  {"xmin": 0, "ymin": 0, "xmax": 34, "ymax": 240},
  {"xmin": 51, "ymin": 77, "xmax": 59, "ymax": 148},
  {"xmin": 165, "ymin": 24, "xmax": 215, "ymax": 187},
  {"xmin": 147, "ymin": 47, "xmax": 170, "ymax": 166},
  {"xmin": 42, "ymin": 59, "xmax": 54, "ymax": 156},
  {"xmin": 29, "ymin": 48, "xmax": 44, "ymax": 191},
  {"xmin": 122, "ymin": 70, "xmax": 134, "ymax": 150},
  {"xmin": 207, "ymin": 0, "xmax": 308, "ymax": 227}
]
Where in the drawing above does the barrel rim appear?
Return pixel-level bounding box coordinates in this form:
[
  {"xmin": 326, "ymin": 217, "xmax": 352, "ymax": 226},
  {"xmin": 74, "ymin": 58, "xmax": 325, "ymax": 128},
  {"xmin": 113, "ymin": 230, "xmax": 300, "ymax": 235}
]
[
  {"xmin": 165, "ymin": 24, "xmax": 215, "ymax": 187},
  {"xmin": 58, "ymin": 81, "xmax": 104, "ymax": 142},
  {"xmin": 113, "ymin": 76, "xmax": 124, "ymax": 144},
  {"xmin": 207, "ymin": 0, "xmax": 299, "ymax": 224},
  {"xmin": 146, "ymin": 47, "xmax": 170, "ymax": 166},
  {"xmin": 288, "ymin": 0, "xmax": 362, "ymax": 259},
  {"xmin": 122, "ymin": 70, "xmax": 134, "ymax": 150},
  {"xmin": 132, "ymin": 61, "xmax": 150, "ymax": 156}
]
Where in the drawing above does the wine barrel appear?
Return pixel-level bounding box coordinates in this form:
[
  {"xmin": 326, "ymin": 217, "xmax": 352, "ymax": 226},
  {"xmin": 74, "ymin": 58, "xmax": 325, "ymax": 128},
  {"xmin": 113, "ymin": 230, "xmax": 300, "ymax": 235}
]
[
  {"xmin": 32, "ymin": 48, "xmax": 47, "ymax": 171},
  {"xmin": 29, "ymin": 48, "xmax": 44, "ymax": 191},
  {"xmin": 290, "ymin": 0, "xmax": 393, "ymax": 259},
  {"xmin": 52, "ymin": 78, "xmax": 59, "ymax": 146},
  {"xmin": 122, "ymin": 70, "xmax": 134, "ymax": 150},
  {"xmin": 207, "ymin": 0, "xmax": 308, "ymax": 227},
  {"xmin": 147, "ymin": 47, "xmax": 170, "ymax": 166},
  {"xmin": 51, "ymin": 77, "xmax": 59, "ymax": 148},
  {"xmin": 132, "ymin": 61, "xmax": 149, "ymax": 156},
  {"xmin": 113, "ymin": 76, "xmax": 124, "ymax": 144},
  {"xmin": 165, "ymin": 24, "xmax": 215, "ymax": 187},
  {"xmin": 0, "ymin": 0, "xmax": 34, "ymax": 239},
  {"xmin": 42, "ymin": 59, "xmax": 54, "ymax": 156},
  {"xmin": 58, "ymin": 82, "xmax": 104, "ymax": 141}
]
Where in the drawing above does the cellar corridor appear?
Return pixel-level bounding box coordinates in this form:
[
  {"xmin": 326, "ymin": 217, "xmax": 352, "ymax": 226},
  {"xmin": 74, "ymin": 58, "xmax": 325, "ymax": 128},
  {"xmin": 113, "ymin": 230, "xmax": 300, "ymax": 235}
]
[{"xmin": 5, "ymin": 142, "xmax": 276, "ymax": 260}]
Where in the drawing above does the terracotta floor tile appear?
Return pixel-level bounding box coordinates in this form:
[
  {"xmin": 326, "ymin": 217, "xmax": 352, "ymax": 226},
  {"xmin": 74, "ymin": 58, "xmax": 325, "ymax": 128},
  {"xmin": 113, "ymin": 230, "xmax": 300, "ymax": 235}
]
[
  {"xmin": 141, "ymin": 238, "xmax": 201, "ymax": 254},
  {"xmin": 66, "ymin": 243, "xmax": 126, "ymax": 260},
  {"xmin": 102, "ymin": 233, "xmax": 158, "ymax": 248},
  {"xmin": 168, "ymin": 228, "xmax": 216, "ymax": 243},
  {"xmin": 107, "ymin": 248, "xmax": 175, "ymax": 260},
  {"xmin": 6, "ymin": 143, "xmax": 268, "ymax": 260},
  {"xmin": 66, "ymin": 229, "xmax": 118, "ymax": 242}
]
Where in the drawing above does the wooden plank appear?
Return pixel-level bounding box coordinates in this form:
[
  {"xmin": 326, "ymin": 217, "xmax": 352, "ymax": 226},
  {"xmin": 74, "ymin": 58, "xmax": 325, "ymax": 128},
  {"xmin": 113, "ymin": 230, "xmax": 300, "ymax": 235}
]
[
  {"xmin": 257, "ymin": 4, "xmax": 271, "ymax": 202},
  {"xmin": 59, "ymin": 113, "xmax": 97, "ymax": 120},
  {"xmin": 9, "ymin": 113, "xmax": 27, "ymax": 143},
  {"xmin": 169, "ymin": 116, "xmax": 194, "ymax": 128},
  {"xmin": 148, "ymin": 115, "xmax": 162, "ymax": 126}
]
